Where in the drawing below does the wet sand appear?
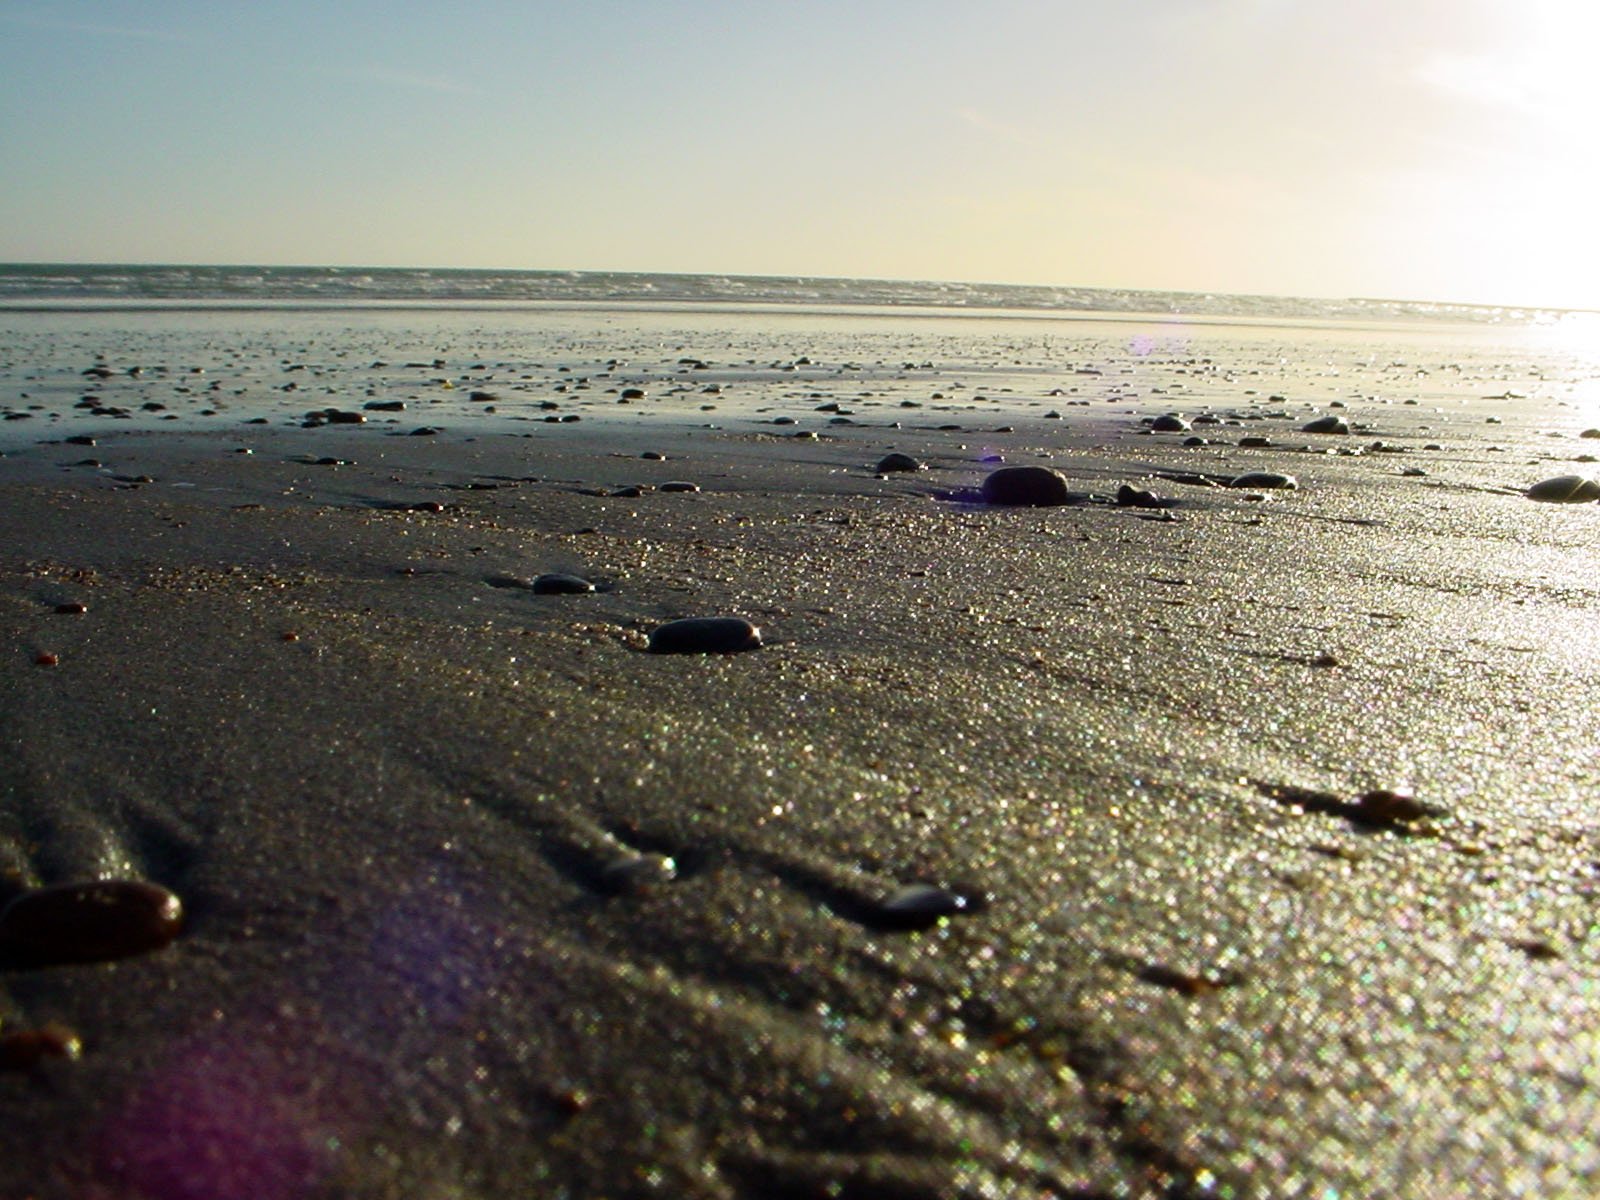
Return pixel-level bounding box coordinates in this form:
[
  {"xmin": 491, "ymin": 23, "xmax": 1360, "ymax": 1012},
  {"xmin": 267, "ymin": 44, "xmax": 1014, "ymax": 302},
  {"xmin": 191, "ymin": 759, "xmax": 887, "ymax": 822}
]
[{"xmin": 3, "ymin": 310, "xmax": 1600, "ymax": 1198}]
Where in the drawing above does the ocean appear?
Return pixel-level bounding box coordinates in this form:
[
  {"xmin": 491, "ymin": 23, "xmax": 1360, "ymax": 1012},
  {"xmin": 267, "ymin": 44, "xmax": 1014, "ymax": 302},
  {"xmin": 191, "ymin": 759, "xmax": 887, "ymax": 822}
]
[{"xmin": 0, "ymin": 262, "xmax": 1586, "ymax": 328}]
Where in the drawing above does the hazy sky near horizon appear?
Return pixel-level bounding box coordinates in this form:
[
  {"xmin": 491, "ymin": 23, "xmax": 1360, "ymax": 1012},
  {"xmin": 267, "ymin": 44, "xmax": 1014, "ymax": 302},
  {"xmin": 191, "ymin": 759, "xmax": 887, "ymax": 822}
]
[{"xmin": 2, "ymin": 0, "xmax": 1596, "ymax": 309}]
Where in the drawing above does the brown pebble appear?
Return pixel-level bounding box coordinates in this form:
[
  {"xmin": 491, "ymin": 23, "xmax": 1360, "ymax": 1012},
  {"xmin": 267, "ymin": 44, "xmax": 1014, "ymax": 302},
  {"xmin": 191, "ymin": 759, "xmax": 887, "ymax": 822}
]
[
  {"xmin": 0, "ymin": 880, "xmax": 184, "ymax": 965},
  {"xmin": 1351, "ymin": 788, "xmax": 1434, "ymax": 827},
  {"xmin": 552, "ymin": 1087, "xmax": 590, "ymax": 1117},
  {"xmin": 280, "ymin": 631, "xmax": 300, "ymax": 642},
  {"xmin": 34, "ymin": 652, "xmax": 59, "ymax": 667},
  {"xmin": 54, "ymin": 603, "xmax": 88, "ymax": 615},
  {"xmin": 0, "ymin": 1022, "xmax": 82, "ymax": 1071}
]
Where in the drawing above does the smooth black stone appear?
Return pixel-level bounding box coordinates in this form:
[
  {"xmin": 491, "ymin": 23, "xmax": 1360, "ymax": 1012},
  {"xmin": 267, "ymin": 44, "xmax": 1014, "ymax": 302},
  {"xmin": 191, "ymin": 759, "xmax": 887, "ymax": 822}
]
[
  {"xmin": 0, "ymin": 880, "xmax": 183, "ymax": 965},
  {"xmin": 1150, "ymin": 414, "xmax": 1190, "ymax": 432},
  {"xmin": 1228, "ymin": 471, "xmax": 1298, "ymax": 490},
  {"xmin": 875, "ymin": 452, "xmax": 922, "ymax": 473},
  {"xmin": 1526, "ymin": 475, "xmax": 1600, "ymax": 503},
  {"xmin": 531, "ymin": 573, "xmax": 596, "ymax": 595},
  {"xmin": 647, "ymin": 617, "xmax": 762, "ymax": 654},
  {"xmin": 1116, "ymin": 484, "xmax": 1168, "ymax": 509},
  {"xmin": 980, "ymin": 465, "xmax": 1072, "ymax": 506},
  {"xmin": 1302, "ymin": 415, "xmax": 1350, "ymax": 434}
]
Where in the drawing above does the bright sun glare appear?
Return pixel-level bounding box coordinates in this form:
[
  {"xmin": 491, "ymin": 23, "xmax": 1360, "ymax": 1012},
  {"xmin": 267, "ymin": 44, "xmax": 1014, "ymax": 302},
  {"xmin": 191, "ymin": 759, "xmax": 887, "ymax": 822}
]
[{"xmin": 1418, "ymin": 2, "xmax": 1600, "ymax": 311}]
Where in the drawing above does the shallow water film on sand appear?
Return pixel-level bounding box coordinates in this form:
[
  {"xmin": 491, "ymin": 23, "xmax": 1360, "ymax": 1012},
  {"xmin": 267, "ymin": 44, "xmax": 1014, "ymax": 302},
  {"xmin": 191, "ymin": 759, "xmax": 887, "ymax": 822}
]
[{"xmin": 2, "ymin": 294, "xmax": 1600, "ymax": 1198}]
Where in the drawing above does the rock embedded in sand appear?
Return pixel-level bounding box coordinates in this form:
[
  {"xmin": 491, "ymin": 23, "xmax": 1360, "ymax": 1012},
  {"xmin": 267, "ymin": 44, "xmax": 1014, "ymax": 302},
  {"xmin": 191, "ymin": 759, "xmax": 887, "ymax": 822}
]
[
  {"xmin": 1302, "ymin": 415, "xmax": 1351, "ymax": 434},
  {"xmin": 1228, "ymin": 471, "xmax": 1298, "ymax": 490},
  {"xmin": 980, "ymin": 465, "xmax": 1072, "ymax": 507},
  {"xmin": 1150, "ymin": 414, "xmax": 1190, "ymax": 432},
  {"xmin": 1116, "ymin": 484, "xmax": 1168, "ymax": 509},
  {"xmin": 0, "ymin": 880, "xmax": 183, "ymax": 965},
  {"xmin": 599, "ymin": 852, "xmax": 678, "ymax": 894},
  {"xmin": 0, "ymin": 1022, "xmax": 83, "ymax": 1071},
  {"xmin": 875, "ymin": 453, "xmax": 922, "ymax": 473},
  {"xmin": 531, "ymin": 573, "xmax": 596, "ymax": 595},
  {"xmin": 1525, "ymin": 475, "xmax": 1600, "ymax": 503},
  {"xmin": 872, "ymin": 883, "xmax": 976, "ymax": 931},
  {"xmin": 659, "ymin": 481, "xmax": 701, "ymax": 493},
  {"xmin": 647, "ymin": 617, "xmax": 763, "ymax": 654}
]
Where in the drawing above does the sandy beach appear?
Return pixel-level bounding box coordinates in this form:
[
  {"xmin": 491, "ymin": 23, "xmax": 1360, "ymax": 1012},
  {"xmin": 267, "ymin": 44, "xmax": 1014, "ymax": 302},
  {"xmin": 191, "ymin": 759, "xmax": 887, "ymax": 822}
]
[{"xmin": 3, "ymin": 305, "xmax": 1600, "ymax": 1198}]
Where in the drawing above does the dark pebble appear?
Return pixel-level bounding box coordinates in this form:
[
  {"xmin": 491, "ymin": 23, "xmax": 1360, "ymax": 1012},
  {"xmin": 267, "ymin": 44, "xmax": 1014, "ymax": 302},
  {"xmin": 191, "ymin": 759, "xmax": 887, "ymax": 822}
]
[
  {"xmin": 0, "ymin": 1023, "xmax": 82, "ymax": 1071},
  {"xmin": 875, "ymin": 452, "xmax": 922, "ymax": 473},
  {"xmin": 409, "ymin": 426, "xmax": 441, "ymax": 436},
  {"xmin": 1238, "ymin": 435, "xmax": 1273, "ymax": 448},
  {"xmin": 65, "ymin": 435, "xmax": 96, "ymax": 447},
  {"xmin": 871, "ymin": 883, "xmax": 977, "ymax": 931},
  {"xmin": 531, "ymin": 573, "xmax": 596, "ymax": 595},
  {"xmin": 1525, "ymin": 475, "xmax": 1600, "ymax": 503},
  {"xmin": 659, "ymin": 481, "xmax": 700, "ymax": 493},
  {"xmin": 980, "ymin": 465, "xmax": 1072, "ymax": 506},
  {"xmin": 54, "ymin": 603, "xmax": 88, "ymax": 615},
  {"xmin": 1116, "ymin": 484, "xmax": 1169, "ymax": 509},
  {"xmin": 1150, "ymin": 414, "xmax": 1190, "ymax": 432},
  {"xmin": 1581, "ymin": 429, "xmax": 1600, "ymax": 439},
  {"xmin": 647, "ymin": 617, "xmax": 762, "ymax": 654},
  {"xmin": 1228, "ymin": 471, "xmax": 1298, "ymax": 490},
  {"xmin": 0, "ymin": 880, "xmax": 183, "ymax": 965},
  {"xmin": 364, "ymin": 400, "xmax": 406, "ymax": 412},
  {"xmin": 1302, "ymin": 415, "xmax": 1350, "ymax": 434},
  {"xmin": 641, "ymin": 451, "xmax": 667, "ymax": 460}
]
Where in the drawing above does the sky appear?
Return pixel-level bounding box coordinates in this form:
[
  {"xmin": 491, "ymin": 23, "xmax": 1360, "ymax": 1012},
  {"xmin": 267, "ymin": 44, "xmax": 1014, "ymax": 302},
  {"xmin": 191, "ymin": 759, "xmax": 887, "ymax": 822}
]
[{"xmin": 2, "ymin": 0, "xmax": 1597, "ymax": 309}]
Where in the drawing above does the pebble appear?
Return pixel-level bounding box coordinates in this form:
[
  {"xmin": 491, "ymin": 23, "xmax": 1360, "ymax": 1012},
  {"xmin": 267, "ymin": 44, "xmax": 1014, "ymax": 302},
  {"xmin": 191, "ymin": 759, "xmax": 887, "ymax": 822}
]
[
  {"xmin": 0, "ymin": 1023, "xmax": 82, "ymax": 1071},
  {"xmin": 1525, "ymin": 475, "xmax": 1600, "ymax": 503},
  {"xmin": 54, "ymin": 603, "xmax": 88, "ymax": 615},
  {"xmin": 1238, "ymin": 436, "xmax": 1273, "ymax": 448},
  {"xmin": 872, "ymin": 883, "xmax": 974, "ymax": 931},
  {"xmin": 1581, "ymin": 429, "xmax": 1600, "ymax": 440},
  {"xmin": 0, "ymin": 880, "xmax": 183, "ymax": 965},
  {"xmin": 980, "ymin": 465, "xmax": 1072, "ymax": 506},
  {"xmin": 647, "ymin": 617, "xmax": 763, "ymax": 654},
  {"xmin": 1115, "ymin": 484, "xmax": 1169, "ymax": 509},
  {"xmin": 1228, "ymin": 471, "xmax": 1297, "ymax": 490},
  {"xmin": 599, "ymin": 852, "xmax": 678, "ymax": 894},
  {"xmin": 1302, "ymin": 415, "xmax": 1350, "ymax": 434},
  {"xmin": 1351, "ymin": 789, "xmax": 1438, "ymax": 829},
  {"xmin": 658, "ymin": 481, "xmax": 700, "ymax": 493},
  {"xmin": 531, "ymin": 573, "xmax": 596, "ymax": 595},
  {"xmin": 1150, "ymin": 414, "xmax": 1190, "ymax": 432},
  {"xmin": 876, "ymin": 453, "xmax": 922, "ymax": 473}
]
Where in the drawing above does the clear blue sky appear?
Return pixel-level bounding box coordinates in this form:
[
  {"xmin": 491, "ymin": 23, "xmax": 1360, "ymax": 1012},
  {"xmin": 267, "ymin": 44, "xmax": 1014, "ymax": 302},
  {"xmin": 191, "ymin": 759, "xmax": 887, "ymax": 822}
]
[{"xmin": 3, "ymin": 0, "xmax": 1595, "ymax": 308}]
